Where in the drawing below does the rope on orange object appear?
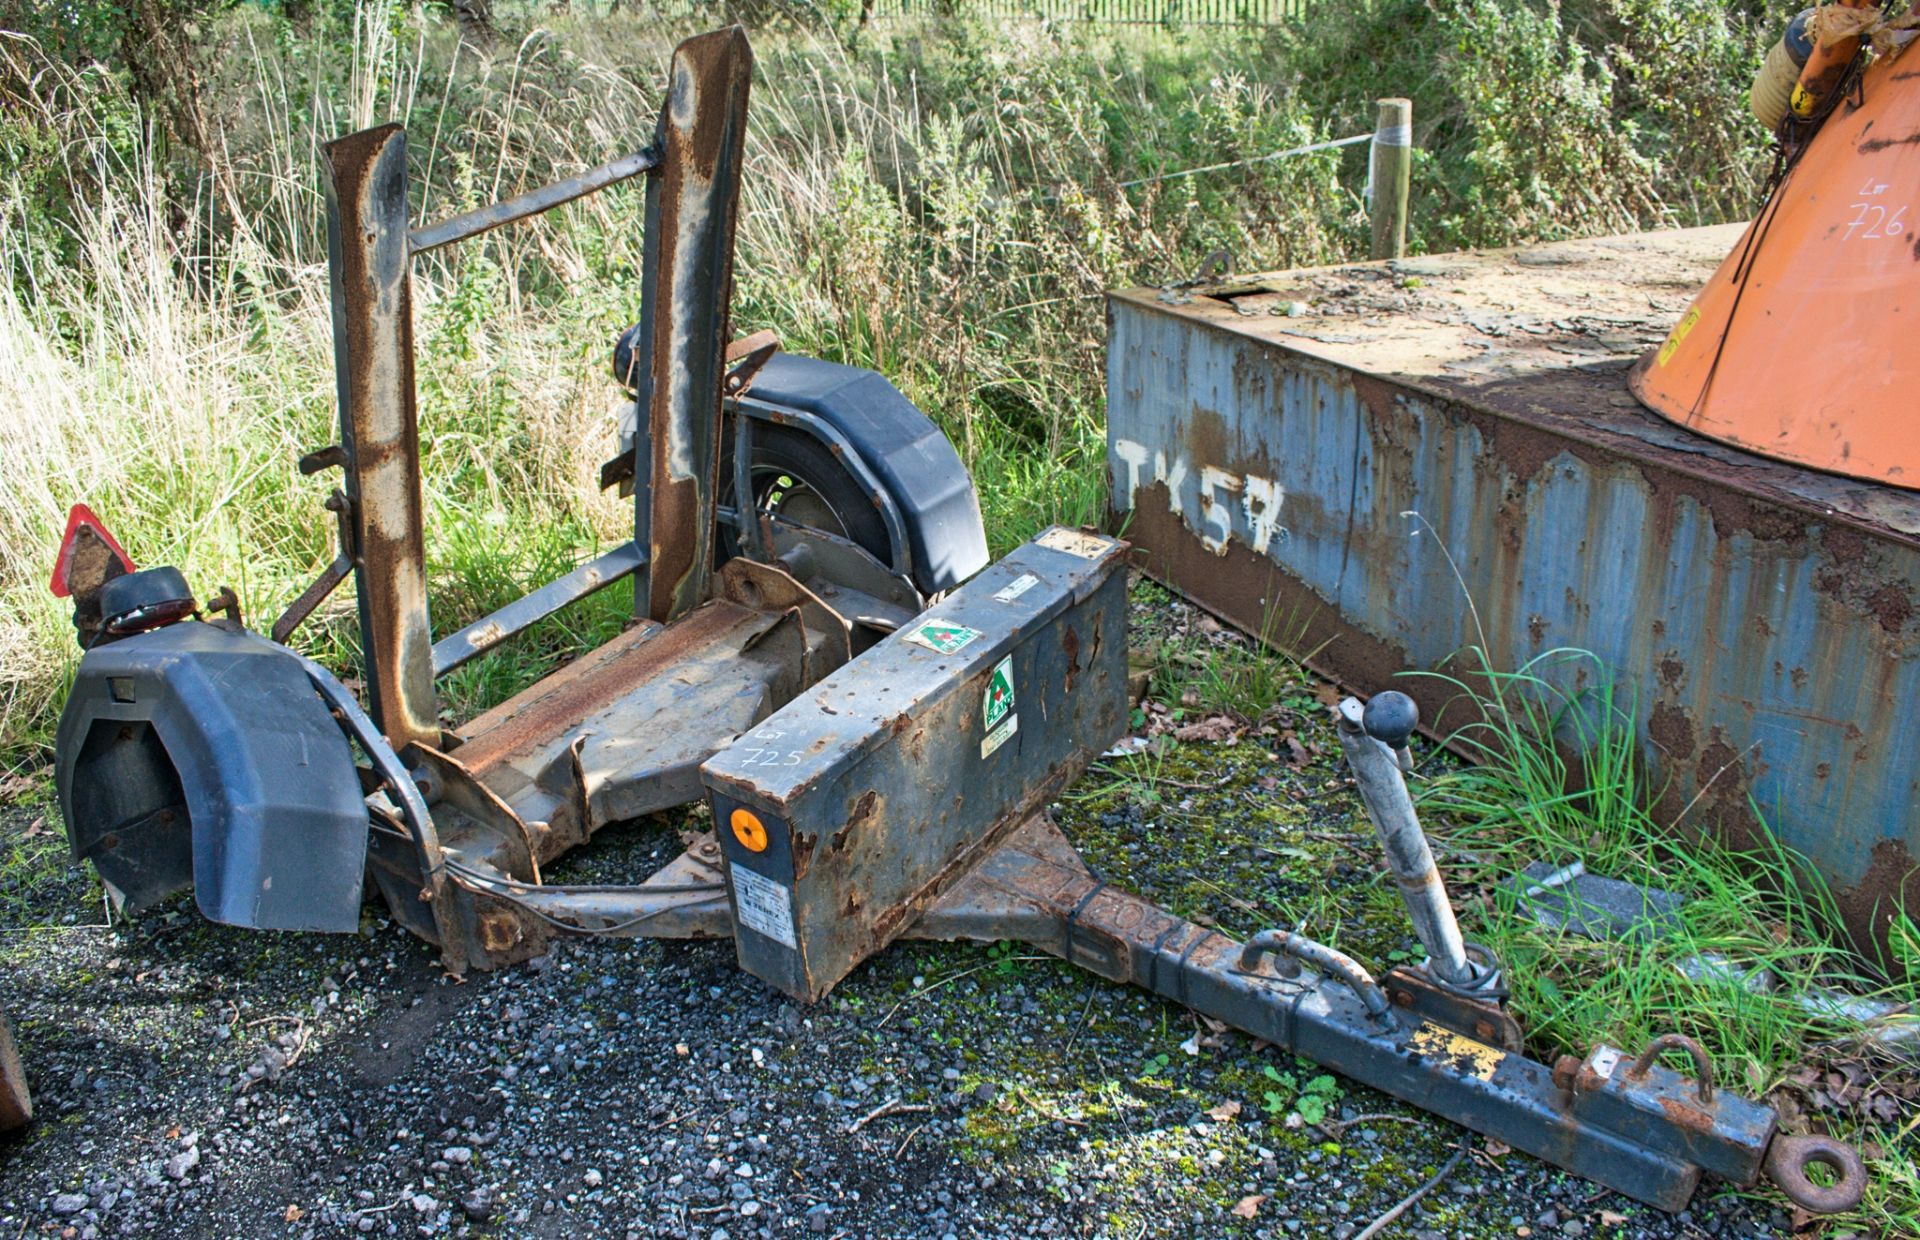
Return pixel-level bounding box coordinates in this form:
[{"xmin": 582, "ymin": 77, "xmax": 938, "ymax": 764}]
[{"xmin": 1807, "ymin": 3, "xmax": 1920, "ymax": 58}]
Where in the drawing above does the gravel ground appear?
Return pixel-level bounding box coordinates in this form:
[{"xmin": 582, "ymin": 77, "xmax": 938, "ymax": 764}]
[{"xmin": 0, "ymin": 597, "xmax": 1794, "ymax": 1240}]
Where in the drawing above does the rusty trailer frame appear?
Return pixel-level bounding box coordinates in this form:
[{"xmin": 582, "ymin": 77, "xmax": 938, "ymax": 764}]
[{"xmin": 47, "ymin": 31, "xmax": 1867, "ymax": 1217}]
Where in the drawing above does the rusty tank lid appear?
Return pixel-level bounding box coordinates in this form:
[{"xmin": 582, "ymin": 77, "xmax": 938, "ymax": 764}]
[{"xmin": 1629, "ymin": 53, "xmax": 1919, "ymax": 490}]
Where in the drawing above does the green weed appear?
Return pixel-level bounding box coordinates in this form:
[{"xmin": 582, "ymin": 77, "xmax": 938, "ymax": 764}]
[
  {"xmin": 1409, "ymin": 643, "xmax": 1917, "ymax": 1230},
  {"xmin": 1149, "ymin": 599, "xmax": 1326, "ymax": 722}
]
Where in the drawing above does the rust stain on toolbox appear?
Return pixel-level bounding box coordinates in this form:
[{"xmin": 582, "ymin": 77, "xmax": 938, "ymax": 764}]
[
  {"xmin": 702, "ymin": 528, "xmax": 1130, "ymax": 1002},
  {"xmin": 1106, "ymin": 226, "xmax": 1920, "ymax": 953}
]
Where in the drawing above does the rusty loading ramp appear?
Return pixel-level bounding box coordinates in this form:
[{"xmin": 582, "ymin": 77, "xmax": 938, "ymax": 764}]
[{"xmin": 1106, "ymin": 224, "xmax": 1920, "ymax": 953}]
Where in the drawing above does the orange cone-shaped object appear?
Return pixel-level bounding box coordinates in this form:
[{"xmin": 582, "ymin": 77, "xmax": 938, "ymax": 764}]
[{"xmin": 1630, "ymin": 50, "xmax": 1920, "ymax": 489}]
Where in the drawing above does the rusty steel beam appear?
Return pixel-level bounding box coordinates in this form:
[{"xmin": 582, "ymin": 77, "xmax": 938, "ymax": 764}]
[
  {"xmin": 920, "ymin": 816, "xmax": 1793, "ymax": 1213},
  {"xmin": 408, "ymin": 149, "xmax": 661, "ymax": 255},
  {"xmin": 430, "ymin": 540, "xmax": 646, "ymax": 676},
  {"xmin": 322, "ymin": 124, "xmax": 438, "ymax": 750},
  {"xmin": 629, "ymin": 27, "xmax": 753, "ymax": 625}
]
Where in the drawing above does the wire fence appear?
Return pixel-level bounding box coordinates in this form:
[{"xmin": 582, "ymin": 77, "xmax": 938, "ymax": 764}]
[{"xmin": 862, "ymin": 0, "xmax": 1314, "ymax": 25}]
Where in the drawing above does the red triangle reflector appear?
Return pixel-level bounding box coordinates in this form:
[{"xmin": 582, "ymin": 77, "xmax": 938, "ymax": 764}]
[{"xmin": 49, "ymin": 504, "xmax": 135, "ymax": 598}]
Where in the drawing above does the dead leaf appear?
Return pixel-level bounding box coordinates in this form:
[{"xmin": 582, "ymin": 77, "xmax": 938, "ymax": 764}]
[
  {"xmin": 23, "ymin": 817, "xmax": 45, "ymax": 837},
  {"xmin": 1484, "ymin": 1138, "xmax": 1511, "ymax": 1158},
  {"xmin": 1312, "ymin": 682, "xmax": 1341, "ymax": 707},
  {"xmin": 1230, "ymin": 1194, "xmax": 1266, "ymax": 1219},
  {"xmin": 1206, "ymin": 1100, "xmax": 1242, "ymax": 1122},
  {"xmin": 1599, "ymin": 1209, "xmax": 1627, "ymax": 1227},
  {"xmin": 1173, "ymin": 714, "xmax": 1242, "ymax": 743},
  {"xmin": 283, "ymin": 1205, "xmax": 305, "ymax": 1223}
]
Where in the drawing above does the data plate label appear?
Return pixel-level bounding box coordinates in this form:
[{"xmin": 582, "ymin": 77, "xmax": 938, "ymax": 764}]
[{"xmin": 731, "ymin": 866, "xmax": 797, "ymax": 948}]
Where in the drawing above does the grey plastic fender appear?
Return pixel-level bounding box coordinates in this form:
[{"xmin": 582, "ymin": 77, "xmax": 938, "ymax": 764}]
[
  {"xmin": 745, "ymin": 354, "xmax": 989, "ymax": 594},
  {"xmin": 55, "ymin": 622, "xmax": 369, "ymax": 932}
]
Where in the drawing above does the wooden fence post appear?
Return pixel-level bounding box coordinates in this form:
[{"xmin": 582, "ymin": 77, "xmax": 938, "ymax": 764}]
[{"xmin": 1369, "ymin": 97, "xmax": 1411, "ymax": 261}]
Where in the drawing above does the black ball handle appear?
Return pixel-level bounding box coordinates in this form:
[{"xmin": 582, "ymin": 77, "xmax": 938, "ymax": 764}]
[{"xmin": 1361, "ymin": 691, "xmax": 1419, "ymax": 750}]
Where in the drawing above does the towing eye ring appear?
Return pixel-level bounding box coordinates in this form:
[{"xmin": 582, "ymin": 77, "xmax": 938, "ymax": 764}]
[
  {"xmin": 1763, "ymin": 1133, "xmax": 1868, "ymax": 1215},
  {"xmin": 1624, "ymin": 1033, "xmax": 1866, "ymax": 1214}
]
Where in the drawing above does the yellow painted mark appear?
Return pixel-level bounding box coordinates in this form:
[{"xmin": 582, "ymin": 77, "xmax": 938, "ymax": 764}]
[
  {"xmin": 1789, "ymin": 82, "xmax": 1817, "ymax": 119},
  {"xmin": 1409, "ymin": 1022, "xmax": 1505, "ymax": 1081},
  {"xmin": 730, "ymin": 807, "xmax": 769, "ymax": 853},
  {"xmin": 1656, "ymin": 307, "xmax": 1701, "ymax": 368}
]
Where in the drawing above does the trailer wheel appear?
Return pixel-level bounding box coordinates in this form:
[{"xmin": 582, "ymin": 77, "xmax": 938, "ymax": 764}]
[
  {"xmin": 726, "ymin": 355, "xmax": 989, "ymax": 596},
  {"xmin": 720, "ymin": 420, "xmax": 894, "ymax": 571}
]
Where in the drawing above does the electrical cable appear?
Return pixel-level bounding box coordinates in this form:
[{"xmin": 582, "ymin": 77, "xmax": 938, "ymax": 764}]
[
  {"xmin": 368, "ymin": 817, "xmax": 725, "ymax": 936},
  {"xmin": 442, "ymin": 861, "xmax": 725, "ymax": 937},
  {"xmin": 442, "ymin": 856, "xmax": 723, "ymax": 899}
]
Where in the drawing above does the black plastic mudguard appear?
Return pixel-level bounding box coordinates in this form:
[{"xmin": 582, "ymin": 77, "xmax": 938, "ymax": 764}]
[
  {"xmin": 746, "ymin": 354, "xmax": 989, "ymax": 594},
  {"xmin": 54, "ymin": 622, "xmax": 369, "ymax": 932}
]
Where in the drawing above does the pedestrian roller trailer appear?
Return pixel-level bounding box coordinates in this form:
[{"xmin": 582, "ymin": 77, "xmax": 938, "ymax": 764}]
[{"xmin": 46, "ymin": 27, "xmax": 1860, "ymax": 1215}]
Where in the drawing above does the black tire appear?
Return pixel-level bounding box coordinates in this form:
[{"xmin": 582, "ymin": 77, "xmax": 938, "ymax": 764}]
[{"xmin": 718, "ymin": 419, "xmax": 895, "ymax": 569}]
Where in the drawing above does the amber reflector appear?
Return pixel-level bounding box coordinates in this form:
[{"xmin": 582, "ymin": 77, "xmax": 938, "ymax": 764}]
[
  {"xmin": 730, "ymin": 807, "xmax": 769, "ymax": 853},
  {"xmin": 1630, "ymin": 56, "xmax": 1919, "ymax": 490}
]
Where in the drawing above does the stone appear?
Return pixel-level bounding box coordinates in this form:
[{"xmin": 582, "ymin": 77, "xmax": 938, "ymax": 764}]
[{"xmin": 163, "ymin": 1147, "xmax": 201, "ymax": 1181}]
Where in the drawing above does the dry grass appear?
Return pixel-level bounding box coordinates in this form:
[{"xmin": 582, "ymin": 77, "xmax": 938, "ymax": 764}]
[
  {"xmin": 0, "ymin": 0, "xmax": 1776, "ymax": 765},
  {"xmin": 0, "ymin": 9, "xmax": 1366, "ymax": 767}
]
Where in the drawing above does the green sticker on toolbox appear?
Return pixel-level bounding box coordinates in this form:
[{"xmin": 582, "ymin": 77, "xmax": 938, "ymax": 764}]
[
  {"xmin": 983, "ymin": 657, "xmax": 1014, "ymax": 731},
  {"xmin": 905, "ymin": 619, "xmax": 981, "ymax": 655}
]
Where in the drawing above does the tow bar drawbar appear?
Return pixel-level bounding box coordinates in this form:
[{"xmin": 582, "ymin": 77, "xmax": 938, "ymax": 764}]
[{"xmin": 1329, "ymin": 691, "xmax": 1867, "ymax": 1216}]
